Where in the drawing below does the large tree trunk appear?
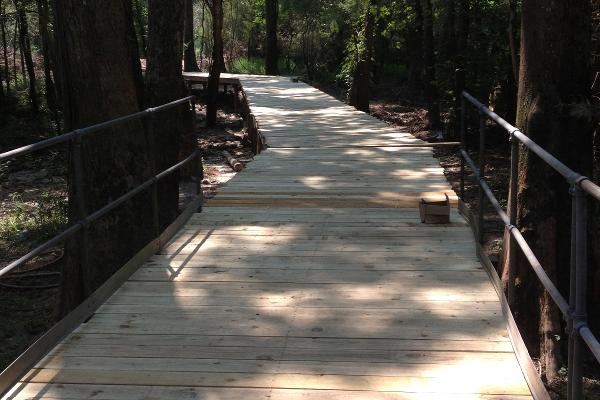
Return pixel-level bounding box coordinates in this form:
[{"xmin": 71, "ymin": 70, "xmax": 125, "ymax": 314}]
[
  {"xmin": 14, "ymin": 0, "xmax": 38, "ymax": 113},
  {"xmin": 146, "ymin": 0, "xmax": 188, "ymax": 230},
  {"xmin": 205, "ymin": 0, "xmax": 224, "ymax": 127},
  {"xmin": 407, "ymin": 0, "xmax": 423, "ymax": 93},
  {"xmin": 53, "ymin": 0, "xmax": 154, "ymax": 315},
  {"xmin": 349, "ymin": 0, "xmax": 377, "ymax": 113},
  {"xmin": 36, "ymin": 0, "xmax": 60, "ymax": 130},
  {"xmin": 184, "ymin": 0, "xmax": 200, "ymax": 72},
  {"xmin": 504, "ymin": 0, "xmax": 594, "ymax": 383},
  {"xmin": 265, "ymin": 0, "xmax": 279, "ymax": 75},
  {"xmin": 132, "ymin": 0, "xmax": 147, "ymax": 59},
  {"xmin": 421, "ymin": 0, "xmax": 441, "ymax": 130}
]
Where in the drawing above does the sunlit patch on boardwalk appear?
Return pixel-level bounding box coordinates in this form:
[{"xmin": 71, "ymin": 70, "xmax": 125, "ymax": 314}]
[{"xmin": 3, "ymin": 75, "xmax": 532, "ymax": 399}]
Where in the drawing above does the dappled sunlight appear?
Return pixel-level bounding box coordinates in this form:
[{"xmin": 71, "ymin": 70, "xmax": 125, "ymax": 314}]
[{"xmin": 7, "ymin": 75, "xmax": 531, "ymax": 400}]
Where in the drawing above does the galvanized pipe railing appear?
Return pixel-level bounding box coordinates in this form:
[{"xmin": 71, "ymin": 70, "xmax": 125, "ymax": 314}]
[
  {"xmin": 0, "ymin": 95, "xmax": 200, "ymax": 281},
  {"xmin": 459, "ymin": 90, "xmax": 600, "ymax": 400}
]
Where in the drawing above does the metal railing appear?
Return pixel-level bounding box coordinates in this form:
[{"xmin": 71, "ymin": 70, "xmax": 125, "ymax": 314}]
[
  {"xmin": 459, "ymin": 90, "xmax": 600, "ymax": 399},
  {"xmin": 0, "ymin": 96, "xmax": 203, "ymax": 397},
  {"xmin": 0, "ymin": 96, "xmax": 202, "ymax": 280}
]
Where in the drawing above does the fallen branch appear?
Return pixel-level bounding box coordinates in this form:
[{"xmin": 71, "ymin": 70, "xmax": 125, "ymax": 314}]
[{"xmin": 222, "ymin": 150, "xmax": 243, "ymax": 172}]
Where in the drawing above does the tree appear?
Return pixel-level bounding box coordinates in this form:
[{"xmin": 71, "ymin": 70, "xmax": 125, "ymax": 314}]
[
  {"xmin": 407, "ymin": 0, "xmax": 423, "ymax": 92},
  {"xmin": 184, "ymin": 0, "xmax": 200, "ymax": 72},
  {"xmin": 146, "ymin": 0, "xmax": 188, "ymax": 230},
  {"xmin": 132, "ymin": 0, "xmax": 147, "ymax": 58},
  {"xmin": 348, "ymin": 0, "xmax": 378, "ymax": 113},
  {"xmin": 1, "ymin": 2, "xmax": 10, "ymax": 93},
  {"xmin": 503, "ymin": 0, "xmax": 594, "ymax": 383},
  {"xmin": 14, "ymin": 0, "xmax": 38, "ymax": 113},
  {"xmin": 421, "ymin": 0, "xmax": 441, "ymax": 130},
  {"xmin": 265, "ymin": 0, "xmax": 279, "ymax": 75},
  {"xmin": 53, "ymin": 0, "xmax": 154, "ymax": 315},
  {"xmin": 205, "ymin": 0, "xmax": 224, "ymax": 127},
  {"xmin": 36, "ymin": 0, "xmax": 60, "ymax": 130}
]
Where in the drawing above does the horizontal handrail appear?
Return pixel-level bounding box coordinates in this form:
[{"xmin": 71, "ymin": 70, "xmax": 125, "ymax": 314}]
[
  {"xmin": 461, "ymin": 150, "xmax": 570, "ymax": 315},
  {"xmin": 0, "ymin": 96, "xmax": 198, "ymax": 280},
  {"xmin": 0, "ymin": 96, "xmax": 194, "ymax": 162},
  {"xmin": 460, "ymin": 90, "xmax": 599, "ymax": 399},
  {"xmin": 462, "ymin": 91, "xmax": 600, "ymax": 200}
]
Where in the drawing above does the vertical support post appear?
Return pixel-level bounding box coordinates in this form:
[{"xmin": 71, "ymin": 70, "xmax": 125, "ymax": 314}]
[
  {"xmin": 477, "ymin": 112, "xmax": 486, "ymax": 245},
  {"xmin": 147, "ymin": 112, "xmax": 160, "ymax": 237},
  {"xmin": 72, "ymin": 133, "xmax": 91, "ymax": 296},
  {"xmin": 454, "ymin": 69, "xmax": 465, "ymax": 141},
  {"xmin": 507, "ymin": 134, "xmax": 519, "ymax": 306},
  {"xmin": 569, "ymin": 185, "xmax": 588, "ymax": 400},
  {"xmin": 195, "ymin": 150, "xmax": 204, "ymax": 210},
  {"xmin": 567, "ymin": 186, "xmax": 577, "ymax": 399},
  {"xmin": 459, "ymin": 95, "xmax": 466, "ymax": 200},
  {"xmin": 234, "ymin": 86, "xmax": 239, "ymax": 114}
]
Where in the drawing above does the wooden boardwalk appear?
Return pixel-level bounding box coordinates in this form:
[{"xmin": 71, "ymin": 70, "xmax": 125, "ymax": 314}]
[{"xmin": 4, "ymin": 75, "xmax": 533, "ymax": 399}]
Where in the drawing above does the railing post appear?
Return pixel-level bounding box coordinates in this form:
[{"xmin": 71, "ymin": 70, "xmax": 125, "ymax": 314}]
[
  {"xmin": 507, "ymin": 133, "xmax": 519, "ymax": 306},
  {"xmin": 477, "ymin": 112, "xmax": 486, "ymax": 244},
  {"xmin": 72, "ymin": 133, "xmax": 91, "ymax": 296},
  {"xmin": 147, "ymin": 112, "xmax": 160, "ymax": 237},
  {"xmin": 195, "ymin": 150, "xmax": 204, "ymax": 201},
  {"xmin": 454, "ymin": 68, "xmax": 465, "ymax": 141},
  {"xmin": 459, "ymin": 94, "xmax": 466, "ymax": 201},
  {"xmin": 568, "ymin": 184, "xmax": 588, "ymax": 400}
]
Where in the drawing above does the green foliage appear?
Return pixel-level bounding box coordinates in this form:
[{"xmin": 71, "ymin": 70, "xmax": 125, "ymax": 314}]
[
  {"xmin": 229, "ymin": 56, "xmax": 298, "ymax": 75},
  {"xmin": 229, "ymin": 57, "xmax": 266, "ymax": 74},
  {"xmin": 0, "ymin": 191, "xmax": 68, "ymax": 259}
]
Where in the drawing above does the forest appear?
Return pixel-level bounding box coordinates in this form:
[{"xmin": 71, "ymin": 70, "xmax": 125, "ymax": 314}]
[{"xmin": 1, "ymin": 0, "xmax": 600, "ymax": 399}]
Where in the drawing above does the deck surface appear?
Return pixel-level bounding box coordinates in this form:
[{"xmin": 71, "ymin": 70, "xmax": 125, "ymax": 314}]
[{"xmin": 4, "ymin": 75, "xmax": 532, "ymax": 399}]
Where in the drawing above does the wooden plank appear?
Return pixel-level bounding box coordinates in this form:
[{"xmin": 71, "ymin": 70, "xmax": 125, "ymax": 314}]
[{"xmin": 3, "ymin": 383, "xmax": 533, "ymax": 400}]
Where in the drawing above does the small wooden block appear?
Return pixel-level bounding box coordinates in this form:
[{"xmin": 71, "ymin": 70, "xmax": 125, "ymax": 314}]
[{"xmin": 419, "ymin": 195, "xmax": 450, "ymax": 224}]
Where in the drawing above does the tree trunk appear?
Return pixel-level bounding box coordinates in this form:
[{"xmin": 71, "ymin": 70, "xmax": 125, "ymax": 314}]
[
  {"xmin": 265, "ymin": 0, "xmax": 279, "ymax": 75},
  {"xmin": 146, "ymin": 0, "xmax": 189, "ymax": 230},
  {"xmin": 205, "ymin": 0, "xmax": 224, "ymax": 127},
  {"xmin": 184, "ymin": 0, "xmax": 200, "ymax": 72},
  {"xmin": 37, "ymin": 0, "xmax": 60, "ymax": 129},
  {"xmin": 53, "ymin": 0, "xmax": 154, "ymax": 315},
  {"xmin": 421, "ymin": 0, "xmax": 441, "ymax": 130},
  {"xmin": 407, "ymin": 0, "xmax": 423, "ymax": 93},
  {"xmin": 11, "ymin": 17, "xmax": 17, "ymax": 82},
  {"xmin": 14, "ymin": 1, "xmax": 38, "ymax": 112},
  {"xmin": 504, "ymin": 0, "xmax": 594, "ymax": 383},
  {"xmin": 132, "ymin": 0, "xmax": 147, "ymax": 58},
  {"xmin": 1, "ymin": 3, "xmax": 10, "ymax": 93},
  {"xmin": 349, "ymin": 0, "xmax": 377, "ymax": 113},
  {"xmin": 508, "ymin": 0, "xmax": 519, "ymax": 85}
]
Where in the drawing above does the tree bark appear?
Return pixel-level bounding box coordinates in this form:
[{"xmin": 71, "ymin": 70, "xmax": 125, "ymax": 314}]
[
  {"xmin": 205, "ymin": 0, "xmax": 224, "ymax": 127},
  {"xmin": 508, "ymin": 0, "xmax": 519, "ymax": 85},
  {"xmin": 421, "ymin": 0, "xmax": 441, "ymax": 130},
  {"xmin": 132, "ymin": 0, "xmax": 147, "ymax": 59},
  {"xmin": 53, "ymin": 0, "xmax": 154, "ymax": 315},
  {"xmin": 504, "ymin": 0, "xmax": 594, "ymax": 383},
  {"xmin": 184, "ymin": 0, "xmax": 200, "ymax": 72},
  {"xmin": 146, "ymin": 0, "xmax": 190, "ymax": 230},
  {"xmin": 349, "ymin": 0, "xmax": 377, "ymax": 113},
  {"xmin": 14, "ymin": 1, "xmax": 38, "ymax": 113},
  {"xmin": 1, "ymin": 3, "xmax": 10, "ymax": 93},
  {"xmin": 407, "ymin": 0, "xmax": 423, "ymax": 92},
  {"xmin": 36, "ymin": 0, "xmax": 60, "ymax": 129},
  {"xmin": 265, "ymin": 0, "xmax": 279, "ymax": 75}
]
